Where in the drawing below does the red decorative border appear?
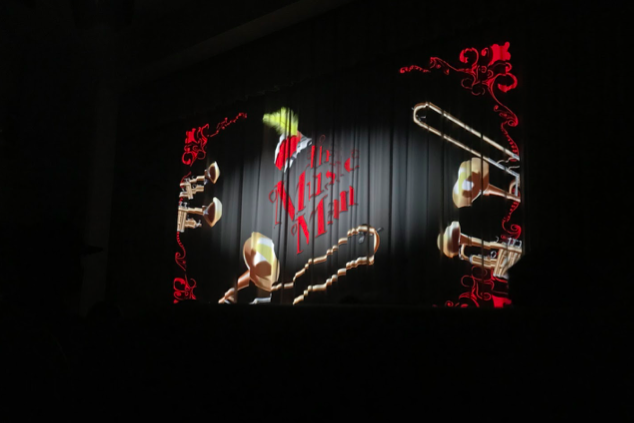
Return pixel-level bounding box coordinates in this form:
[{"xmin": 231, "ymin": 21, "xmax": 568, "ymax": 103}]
[
  {"xmin": 501, "ymin": 200, "xmax": 521, "ymax": 239},
  {"xmin": 402, "ymin": 42, "xmax": 520, "ymax": 308},
  {"xmin": 174, "ymin": 224, "xmax": 198, "ymax": 302},
  {"xmin": 400, "ymin": 42, "xmax": 518, "ymax": 159},
  {"xmin": 174, "ymin": 276, "xmax": 197, "ymax": 303},
  {"xmin": 182, "ymin": 113, "xmax": 247, "ymax": 166},
  {"xmin": 175, "ymin": 225, "xmax": 188, "ymax": 273},
  {"xmin": 174, "ymin": 113, "xmax": 247, "ymax": 303},
  {"xmin": 444, "ymin": 267, "xmax": 510, "ymax": 308}
]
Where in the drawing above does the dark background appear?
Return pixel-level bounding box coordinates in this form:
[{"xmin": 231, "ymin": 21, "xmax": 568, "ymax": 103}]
[{"xmin": 1, "ymin": 0, "xmax": 630, "ymax": 417}]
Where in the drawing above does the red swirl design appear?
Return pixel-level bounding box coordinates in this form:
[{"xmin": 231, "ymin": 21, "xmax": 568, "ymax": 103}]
[
  {"xmin": 174, "ymin": 114, "xmax": 246, "ymax": 303},
  {"xmin": 173, "ymin": 277, "xmax": 197, "ymax": 303},
  {"xmin": 400, "ymin": 42, "xmax": 519, "ymax": 158},
  {"xmin": 174, "ymin": 229, "xmax": 193, "ymax": 303},
  {"xmin": 402, "ymin": 43, "xmax": 518, "ymax": 308},
  {"xmin": 175, "ymin": 231, "xmax": 187, "ymax": 272},
  {"xmin": 182, "ymin": 124, "xmax": 209, "ymax": 166},
  {"xmin": 501, "ymin": 200, "xmax": 521, "ymax": 238},
  {"xmin": 181, "ymin": 113, "xmax": 247, "ymax": 166},
  {"xmin": 175, "ymin": 172, "xmax": 191, "ymax": 274}
]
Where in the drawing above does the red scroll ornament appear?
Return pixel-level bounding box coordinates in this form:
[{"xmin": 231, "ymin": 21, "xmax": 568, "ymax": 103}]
[
  {"xmin": 400, "ymin": 42, "xmax": 518, "ymax": 161},
  {"xmin": 173, "ymin": 213, "xmax": 197, "ymax": 303},
  {"xmin": 174, "ymin": 114, "xmax": 247, "ymax": 303},
  {"xmin": 182, "ymin": 113, "xmax": 247, "ymax": 166},
  {"xmin": 402, "ymin": 42, "xmax": 520, "ymax": 307}
]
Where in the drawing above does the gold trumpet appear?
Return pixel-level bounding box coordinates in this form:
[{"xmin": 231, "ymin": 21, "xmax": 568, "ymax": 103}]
[
  {"xmin": 177, "ymin": 198, "xmax": 222, "ymax": 232},
  {"xmin": 219, "ymin": 232, "xmax": 280, "ymax": 303},
  {"xmin": 179, "ymin": 182, "xmax": 205, "ymax": 200},
  {"xmin": 438, "ymin": 221, "xmax": 522, "ymax": 278},
  {"xmin": 453, "ymin": 158, "xmax": 520, "ymax": 208},
  {"xmin": 179, "ymin": 162, "xmax": 220, "ymax": 199}
]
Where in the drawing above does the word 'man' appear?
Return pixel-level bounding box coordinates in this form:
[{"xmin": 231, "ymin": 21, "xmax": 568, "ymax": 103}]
[{"xmin": 269, "ymin": 143, "xmax": 359, "ymax": 254}]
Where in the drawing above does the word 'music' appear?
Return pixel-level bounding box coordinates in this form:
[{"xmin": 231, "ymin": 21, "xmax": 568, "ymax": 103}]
[{"xmin": 269, "ymin": 143, "xmax": 360, "ymax": 254}]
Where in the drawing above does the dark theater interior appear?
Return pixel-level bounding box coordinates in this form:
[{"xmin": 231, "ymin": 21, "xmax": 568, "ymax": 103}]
[{"xmin": 1, "ymin": 0, "xmax": 630, "ymax": 418}]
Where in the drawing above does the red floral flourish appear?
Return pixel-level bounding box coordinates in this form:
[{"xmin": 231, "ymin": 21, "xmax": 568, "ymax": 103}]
[
  {"xmin": 175, "ymin": 229, "xmax": 187, "ymax": 272},
  {"xmin": 182, "ymin": 124, "xmax": 209, "ymax": 166},
  {"xmin": 181, "ymin": 113, "xmax": 247, "ymax": 166},
  {"xmin": 400, "ymin": 42, "xmax": 518, "ymax": 158},
  {"xmin": 174, "ymin": 114, "xmax": 246, "ymax": 303},
  {"xmin": 173, "ymin": 277, "xmax": 197, "ymax": 303},
  {"xmin": 173, "ymin": 223, "xmax": 196, "ymax": 303},
  {"xmin": 501, "ymin": 200, "xmax": 521, "ymax": 239},
  {"xmin": 445, "ymin": 267, "xmax": 494, "ymax": 307},
  {"xmin": 402, "ymin": 43, "xmax": 520, "ymax": 307},
  {"xmin": 174, "ymin": 173, "xmax": 191, "ymax": 280},
  {"xmin": 444, "ymin": 268, "xmax": 511, "ymax": 308},
  {"xmin": 173, "ymin": 174, "xmax": 195, "ymax": 303},
  {"xmin": 401, "ymin": 44, "xmax": 521, "ymax": 239}
]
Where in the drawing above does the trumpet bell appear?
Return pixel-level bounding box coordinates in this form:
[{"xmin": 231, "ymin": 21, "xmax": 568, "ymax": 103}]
[
  {"xmin": 202, "ymin": 197, "xmax": 222, "ymax": 227},
  {"xmin": 438, "ymin": 221, "xmax": 461, "ymax": 258},
  {"xmin": 243, "ymin": 232, "xmax": 280, "ymax": 292},
  {"xmin": 453, "ymin": 158, "xmax": 489, "ymax": 208},
  {"xmin": 205, "ymin": 162, "xmax": 220, "ymax": 184}
]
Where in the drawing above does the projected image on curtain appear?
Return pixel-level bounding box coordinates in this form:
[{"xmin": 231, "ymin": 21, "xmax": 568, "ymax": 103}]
[{"xmin": 173, "ymin": 42, "xmax": 522, "ymax": 307}]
